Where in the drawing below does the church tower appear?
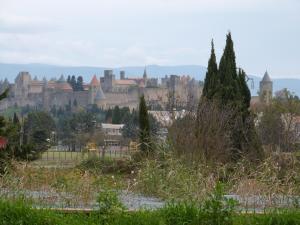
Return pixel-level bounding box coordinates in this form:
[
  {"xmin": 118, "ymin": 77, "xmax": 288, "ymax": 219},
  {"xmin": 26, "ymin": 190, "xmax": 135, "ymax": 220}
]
[{"xmin": 259, "ymin": 71, "xmax": 273, "ymax": 105}]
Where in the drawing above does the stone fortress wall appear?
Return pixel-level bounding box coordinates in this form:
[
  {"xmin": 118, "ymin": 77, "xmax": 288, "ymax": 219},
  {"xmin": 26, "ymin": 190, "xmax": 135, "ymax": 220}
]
[{"xmin": 0, "ymin": 69, "xmax": 204, "ymax": 111}]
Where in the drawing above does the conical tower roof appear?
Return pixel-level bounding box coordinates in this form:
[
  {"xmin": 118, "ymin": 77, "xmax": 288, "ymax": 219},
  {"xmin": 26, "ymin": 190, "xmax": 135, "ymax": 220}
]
[
  {"xmin": 90, "ymin": 75, "xmax": 100, "ymax": 86},
  {"xmin": 95, "ymin": 87, "xmax": 106, "ymax": 100},
  {"xmin": 262, "ymin": 71, "xmax": 271, "ymax": 82}
]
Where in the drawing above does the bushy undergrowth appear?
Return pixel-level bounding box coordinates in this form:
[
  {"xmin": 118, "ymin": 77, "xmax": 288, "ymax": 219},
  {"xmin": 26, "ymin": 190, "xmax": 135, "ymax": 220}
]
[
  {"xmin": 0, "ymin": 162, "xmax": 127, "ymax": 208},
  {"xmin": 0, "ymin": 196, "xmax": 299, "ymax": 225},
  {"xmin": 134, "ymin": 152, "xmax": 300, "ymax": 203},
  {"xmin": 78, "ymin": 158, "xmax": 136, "ymax": 174}
]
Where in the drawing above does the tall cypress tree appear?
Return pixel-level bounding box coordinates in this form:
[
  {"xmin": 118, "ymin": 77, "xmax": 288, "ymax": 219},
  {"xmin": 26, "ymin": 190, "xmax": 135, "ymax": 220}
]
[
  {"xmin": 237, "ymin": 68, "xmax": 251, "ymax": 114},
  {"xmin": 13, "ymin": 112, "xmax": 20, "ymax": 125},
  {"xmin": 77, "ymin": 76, "xmax": 84, "ymax": 91},
  {"xmin": 199, "ymin": 32, "xmax": 262, "ymax": 161},
  {"xmin": 70, "ymin": 76, "xmax": 76, "ymax": 91},
  {"xmin": 139, "ymin": 95, "xmax": 151, "ymax": 152},
  {"xmin": 218, "ymin": 32, "xmax": 241, "ymax": 105},
  {"xmin": 202, "ymin": 40, "xmax": 219, "ymax": 100}
]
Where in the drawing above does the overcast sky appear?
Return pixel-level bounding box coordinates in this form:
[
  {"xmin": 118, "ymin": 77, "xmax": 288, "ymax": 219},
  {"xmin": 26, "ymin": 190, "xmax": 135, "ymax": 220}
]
[{"xmin": 0, "ymin": 0, "xmax": 299, "ymax": 78}]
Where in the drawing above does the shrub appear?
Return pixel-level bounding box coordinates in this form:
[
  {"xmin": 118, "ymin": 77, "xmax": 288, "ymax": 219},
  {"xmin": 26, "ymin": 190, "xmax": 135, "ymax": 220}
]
[{"xmin": 97, "ymin": 189, "xmax": 126, "ymax": 215}]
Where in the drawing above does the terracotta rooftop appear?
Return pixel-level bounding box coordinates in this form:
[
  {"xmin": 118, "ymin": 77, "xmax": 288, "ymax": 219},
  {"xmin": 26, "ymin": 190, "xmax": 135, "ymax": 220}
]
[
  {"xmin": 56, "ymin": 82, "xmax": 73, "ymax": 91},
  {"xmin": 114, "ymin": 79, "xmax": 137, "ymax": 86},
  {"xmin": 47, "ymin": 81, "xmax": 72, "ymax": 91},
  {"xmin": 30, "ymin": 80, "xmax": 44, "ymax": 86},
  {"xmin": 90, "ymin": 75, "xmax": 100, "ymax": 86}
]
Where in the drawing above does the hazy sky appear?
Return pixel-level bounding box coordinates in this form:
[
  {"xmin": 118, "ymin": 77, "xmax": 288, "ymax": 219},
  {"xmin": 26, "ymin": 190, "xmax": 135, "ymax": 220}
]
[{"xmin": 0, "ymin": 0, "xmax": 299, "ymax": 77}]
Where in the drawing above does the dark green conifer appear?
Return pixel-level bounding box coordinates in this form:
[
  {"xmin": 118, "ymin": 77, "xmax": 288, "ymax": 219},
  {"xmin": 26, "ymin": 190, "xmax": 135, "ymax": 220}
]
[
  {"xmin": 13, "ymin": 112, "xmax": 20, "ymax": 125},
  {"xmin": 218, "ymin": 32, "xmax": 241, "ymax": 105},
  {"xmin": 237, "ymin": 68, "xmax": 251, "ymax": 113},
  {"xmin": 70, "ymin": 76, "xmax": 76, "ymax": 90},
  {"xmin": 76, "ymin": 76, "xmax": 84, "ymax": 91},
  {"xmin": 202, "ymin": 40, "xmax": 219, "ymax": 100},
  {"xmin": 139, "ymin": 95, "xmax": 151, "ymax": 152},
  {"xmin": 198, "ymin": 32, "xmax": 262, "ymax": 161}
]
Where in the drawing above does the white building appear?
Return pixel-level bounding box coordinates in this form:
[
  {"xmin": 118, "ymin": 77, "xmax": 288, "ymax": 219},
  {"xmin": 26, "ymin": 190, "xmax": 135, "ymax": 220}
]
[{"xmin": 101, "ymin": 123, "xmax": 124, "ymax": 136}]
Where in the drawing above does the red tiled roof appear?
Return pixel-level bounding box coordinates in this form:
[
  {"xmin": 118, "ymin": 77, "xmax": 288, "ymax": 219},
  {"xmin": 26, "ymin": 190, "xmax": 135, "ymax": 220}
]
[
  {"xmin": 114, "ymin": 80, "xmax": 137, "ymax": 86},
  {"xmin": 90, "ymin": 75, "xmax": 100, "ymax": 86},
  {"xmin": 30, "ymin": 80, "xmax": 44, "ymax": 86},
  {"xmin": 47, "ymin": 81, "xmax": 72, "ymax": 91}
]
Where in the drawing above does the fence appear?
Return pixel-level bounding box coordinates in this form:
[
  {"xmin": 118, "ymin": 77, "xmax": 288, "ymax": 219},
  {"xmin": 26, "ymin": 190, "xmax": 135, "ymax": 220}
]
[{"xmin": 39, "ymin": 146, "xmax": 132, "ymax": 162}]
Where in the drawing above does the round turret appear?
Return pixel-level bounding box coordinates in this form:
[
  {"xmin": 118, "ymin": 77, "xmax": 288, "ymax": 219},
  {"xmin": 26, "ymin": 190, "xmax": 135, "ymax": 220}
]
[{"xmin": 259, "ymin": 71, "xmax": 273, "ymax": 105}]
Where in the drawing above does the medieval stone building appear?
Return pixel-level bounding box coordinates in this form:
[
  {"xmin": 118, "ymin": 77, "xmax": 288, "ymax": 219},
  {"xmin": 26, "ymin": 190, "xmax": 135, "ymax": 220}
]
[
  {"xmin": 259, "ymin": 71, "xmax": 273, "ymax": 105},
  {"xmin": 250, "ymin": 71, "xmax": 274, "ymax": 109},
  {"xmin": 0, "ymin": 69, "xmax": 202, "ymax": 111}
]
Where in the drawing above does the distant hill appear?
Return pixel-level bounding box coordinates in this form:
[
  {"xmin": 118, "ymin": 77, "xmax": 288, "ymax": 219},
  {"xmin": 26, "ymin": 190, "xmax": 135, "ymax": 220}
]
[
  {"xmin": 0, "ymin": 63, "xmax": 207, "ymax": 82},
  {"xmin": 0, "ymin": 63, "xmax": 300, "ymax": 96}
]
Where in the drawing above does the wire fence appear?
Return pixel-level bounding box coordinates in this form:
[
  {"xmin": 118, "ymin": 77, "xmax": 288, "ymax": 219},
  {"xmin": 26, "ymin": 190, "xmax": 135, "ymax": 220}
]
[{"xmin": 38, "ymin": 146, "xmax": 132, "ymax": 163}]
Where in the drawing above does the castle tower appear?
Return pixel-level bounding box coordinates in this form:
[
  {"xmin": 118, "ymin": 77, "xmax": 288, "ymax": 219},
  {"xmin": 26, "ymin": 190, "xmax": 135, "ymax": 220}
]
[
  {"xmin": 103, "ymin": 70, "xmax": 115, "ymax": 92},
  {"xmin": 95, "ymin": 87, "xmax": 106, "ymax": 108},
  {"xmin": 42, "ymin": 79, "xmax": 50, "ymax": 110},
  {"xmin": 120, "ymin": 71, "xmax": 125, "ymax": 80},
  {"xmin": 89, "ymin": 75, "xmax": 100, "ymax": 104},
  {"xmin": 14, "ymin": 72, "xmax": 32, "ymax": 98},
  {"xmin": 259, "ymin": 71, "xmax": 273, "ymax": 105}
]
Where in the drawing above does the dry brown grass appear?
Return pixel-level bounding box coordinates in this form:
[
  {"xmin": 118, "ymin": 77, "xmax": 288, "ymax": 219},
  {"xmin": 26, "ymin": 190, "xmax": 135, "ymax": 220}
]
[
  {"xmin": 0, "ymin": 161, "xmax": 129, "ymax": 207},
  {"xmin": 133, "ymin": 152, "xmax": 300, "ymax": 208}
]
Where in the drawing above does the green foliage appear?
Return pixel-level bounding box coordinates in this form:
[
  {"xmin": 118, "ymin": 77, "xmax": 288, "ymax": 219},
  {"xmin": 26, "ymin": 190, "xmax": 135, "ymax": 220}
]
[
  {"xmin": 139, "ymin": 95, "xmax": 151, "ymax": 152},
  {"xmin": 202, "ymin": 40, "xmax": 219, "ymax": 100},
  {"xmin": 258, "ymin": 91, "xmax": 300, "ymax": 152},
  {"xmin": 196, "ymin": 33, "xmax": 262, "ymax": 162},
  {"xmin": 0, "ymin": 199, "xmax": 93, "ymax": 225},
  {"xmin": 123, "ymin": 108, "xmax": 159, "ymax": 141},
  {"xmin": 0, "ymin": 198, "xmax": 299, "ymax": 225},
  {"xmin": 97, "ymin": 189, "xmax": 126, "ymax": 215},
  {"xmin": 22, "ymin": 111, "xmax": 55, "ymax": 158},
  {"xmin": 67, "ymin": 75, "xmax": 85, "ymax": 91},
  {"xmin": 202, "ymin": 183, "xmax": 237, "ymax": 225},
  {"xmin": 0, "ymin": 88, "xmax": 9, "ymax": 101},
  {"xmin": 112, "ymin": 106, "xmax": 121, "ymax": 124},
  {"xmin": 78, "ymin": 158, "xmax": 136, "ymax": 174}
]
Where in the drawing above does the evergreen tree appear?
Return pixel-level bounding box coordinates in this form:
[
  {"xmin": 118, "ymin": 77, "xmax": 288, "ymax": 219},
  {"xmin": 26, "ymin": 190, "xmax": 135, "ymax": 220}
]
[
  {"xmin": 67, "ymin": 75, "xmax": 71, "ymax": 84},
  {"xmin": 197, "ymin": 32, "xmax": 262, "ymax": 161},
  {"xmin": 105, "ymin": 109, "xmax": 113, "ymax": 123},
  {"xmin": 237, "ymin": 68, "xmax": 251, "ymax": 114},
  {"xmin": 112, "ymin": 106, "xmax": 121, "ymax": 124},
  {"xmin": 70, "ymin": 76, "xmax": 76, "ymax": 90},
  {"xmin": 76, "ymin": 76, "xmax": 84, "ymax": 91},
  {"xmin": 139, "ymin": 95, "xmax": 151, "ymax": 152},
  {"xmin": 202, "ymin": 40, "xmax": 219, "ymax": 100},
  {"xmin": 13, "ymin": 112, "xmax": 20, "ymax": 125},
  {"xmin": 218, "ymin": 32, "xmax": 241, "ymax": 105},
  {"xmin": 73, "ymin": 99, "xmax": 78, "ymax": 107}
]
